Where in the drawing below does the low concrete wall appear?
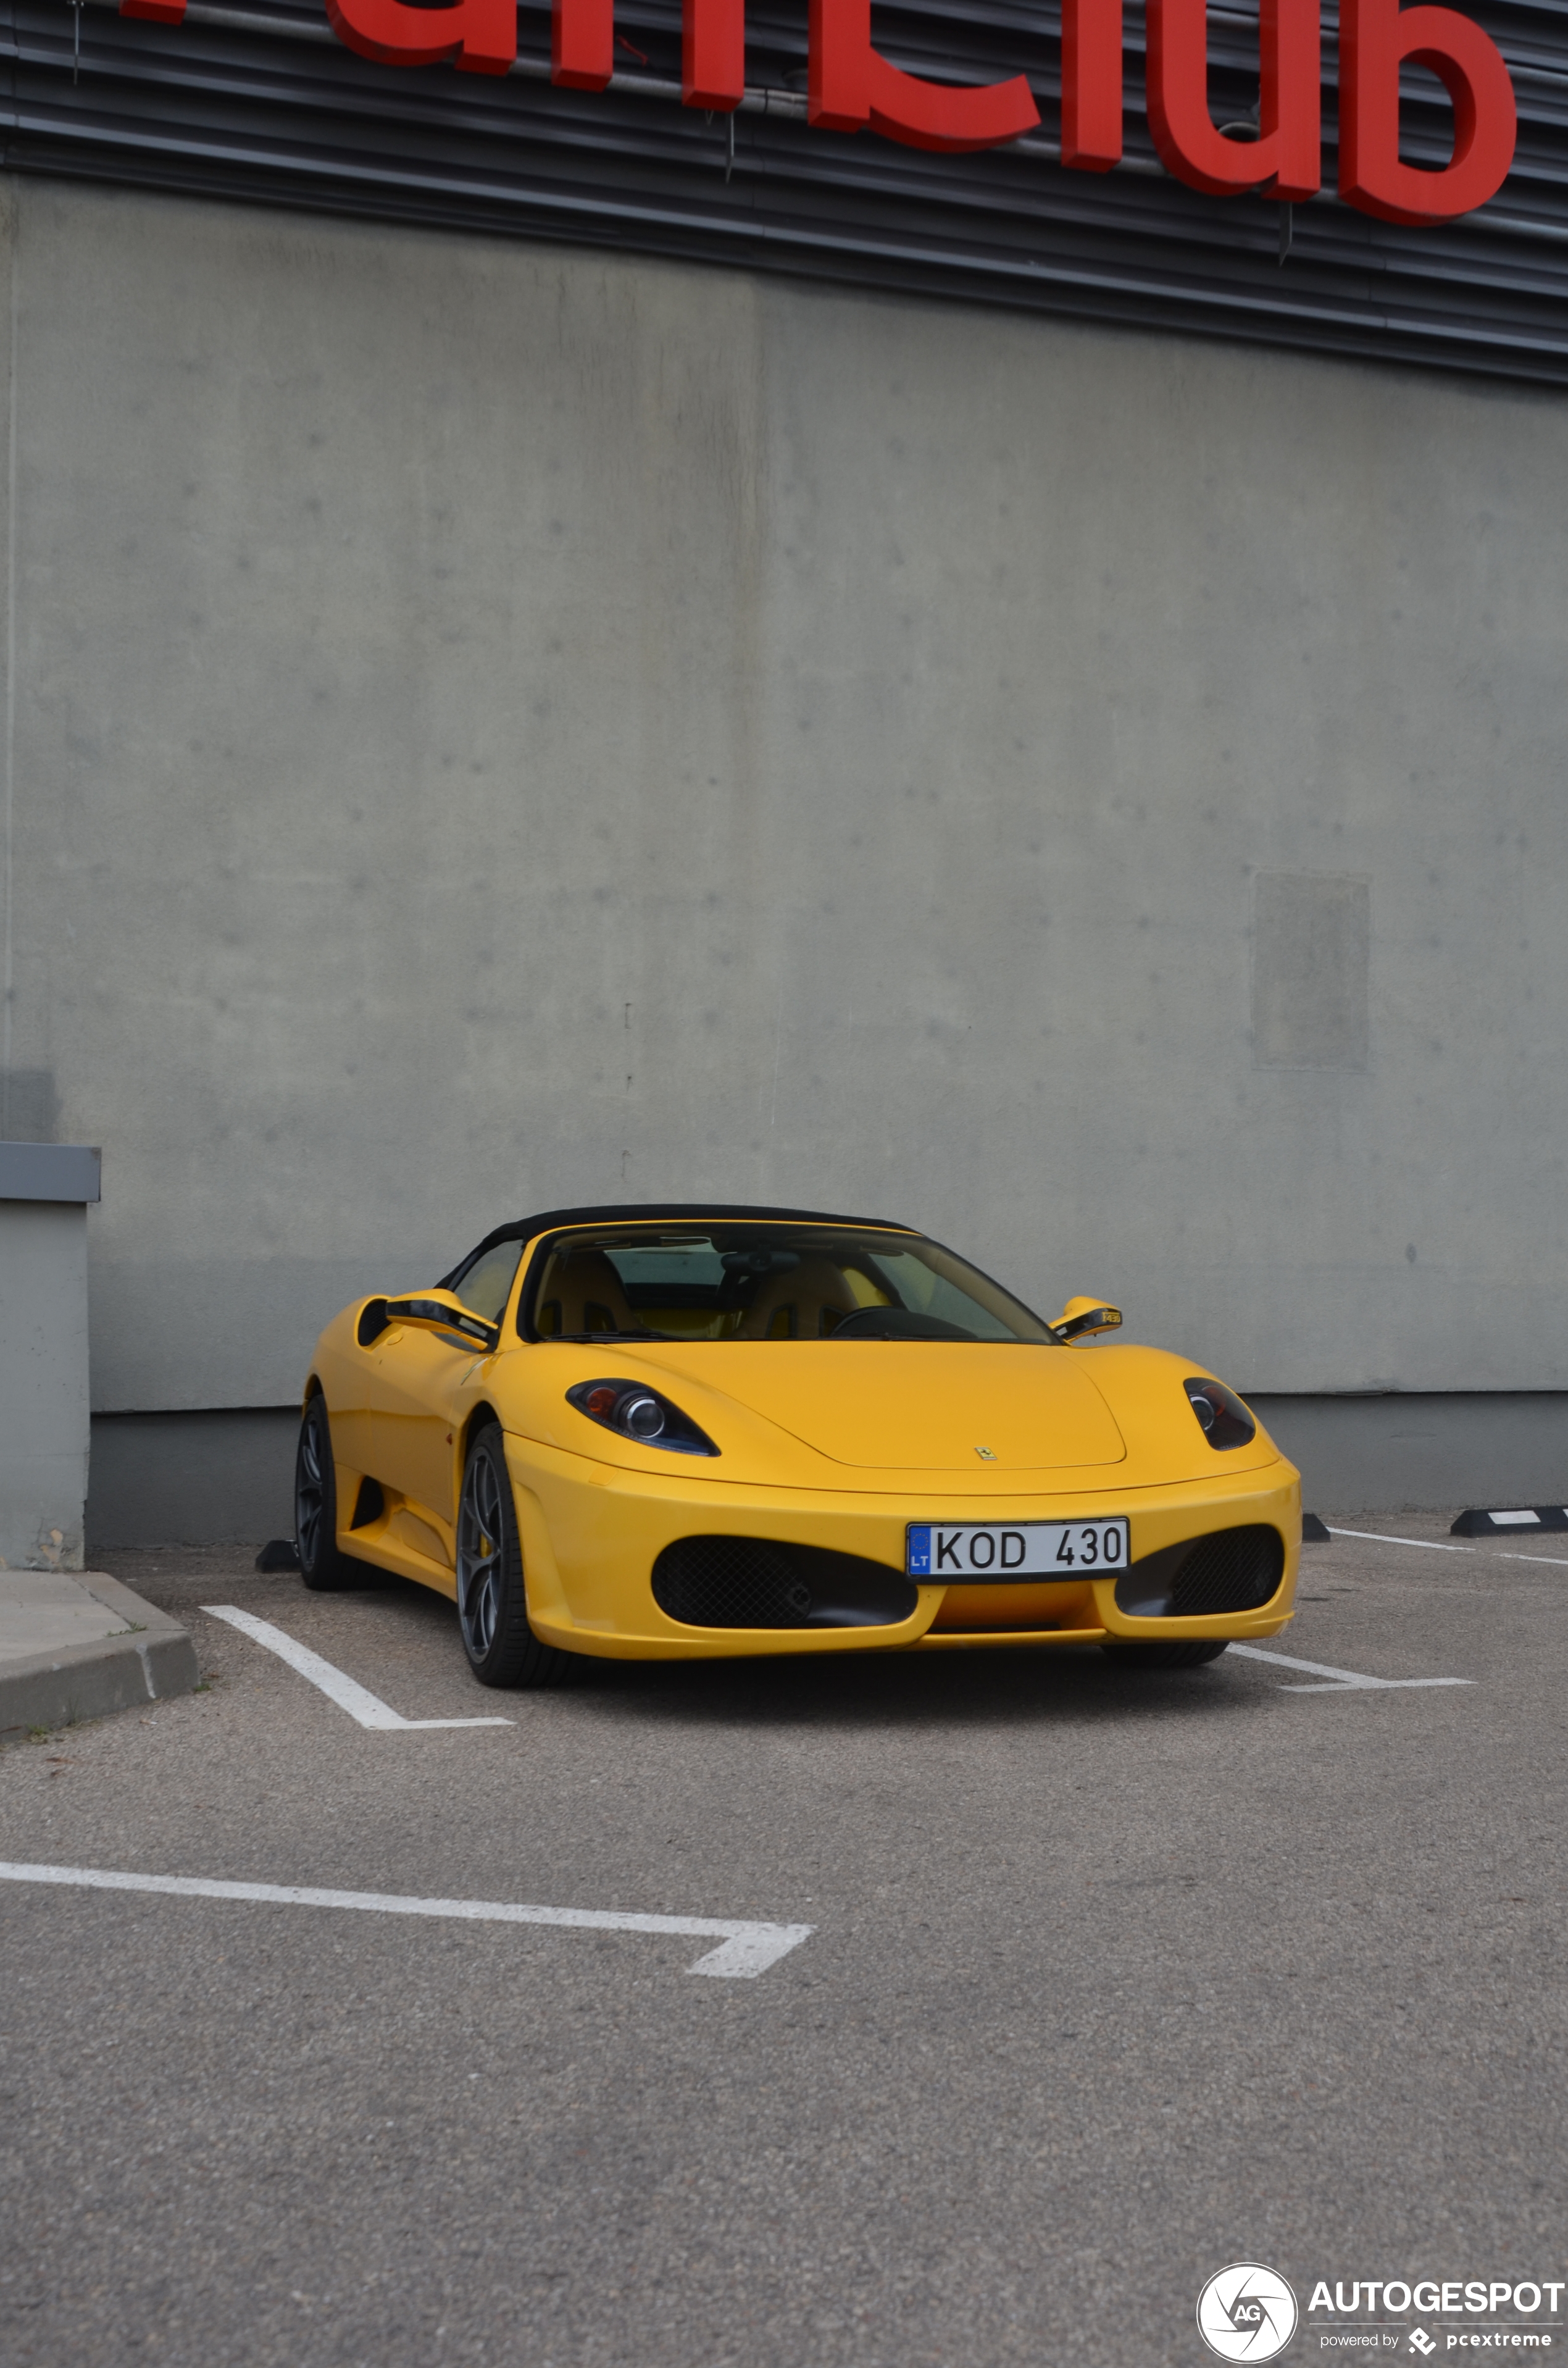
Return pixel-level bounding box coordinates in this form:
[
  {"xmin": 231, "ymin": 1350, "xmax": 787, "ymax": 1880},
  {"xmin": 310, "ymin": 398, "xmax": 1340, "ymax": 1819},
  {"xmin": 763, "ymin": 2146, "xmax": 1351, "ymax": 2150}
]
[
  {"xmin": 83, "ymin": 1395, "xmax": 1568, "ymax": 1549},
  {"xmin": 88, "ymin": 1410, "xmax": 298, "ymax": 1551},
  {"xmin": 1250, "ymin": 1395, "xmax": 1568, "ymax": 1517}
]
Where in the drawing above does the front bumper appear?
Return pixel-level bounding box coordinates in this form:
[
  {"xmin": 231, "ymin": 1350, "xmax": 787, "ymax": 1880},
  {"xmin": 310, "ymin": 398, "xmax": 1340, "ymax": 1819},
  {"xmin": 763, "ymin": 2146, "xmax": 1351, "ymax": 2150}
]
[{"xmin": 504, "ymin": 1435, "xmax": 1302, "ymax": 1660}]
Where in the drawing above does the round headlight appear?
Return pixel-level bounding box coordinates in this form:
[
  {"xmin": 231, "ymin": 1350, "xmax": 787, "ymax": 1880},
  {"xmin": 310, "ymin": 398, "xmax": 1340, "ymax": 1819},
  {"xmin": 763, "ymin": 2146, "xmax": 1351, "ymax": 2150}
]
[
  {"xmin": 565, "ymin": 1377, "xmax": 719, "ymax": 1457},
  {"xmin": 1182, "ymin": 1375, "xmax": 1256, "ymax": 1451},
  {"xmin": 620, "ymin": 1391, "xmax": 666, "ymax": 1441}
]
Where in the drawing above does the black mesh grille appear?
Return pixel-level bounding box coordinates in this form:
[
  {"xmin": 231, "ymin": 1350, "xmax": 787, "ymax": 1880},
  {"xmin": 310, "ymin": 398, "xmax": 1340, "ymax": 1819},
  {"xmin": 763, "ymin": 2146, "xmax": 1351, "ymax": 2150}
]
[
  {"xmin": 652, "ymin": 1537, "xmax": 917, "ymax": 1630},
  {"xmin": 1169, "ymin": 1525, "xmax": 1285, "ymax": 1617}
]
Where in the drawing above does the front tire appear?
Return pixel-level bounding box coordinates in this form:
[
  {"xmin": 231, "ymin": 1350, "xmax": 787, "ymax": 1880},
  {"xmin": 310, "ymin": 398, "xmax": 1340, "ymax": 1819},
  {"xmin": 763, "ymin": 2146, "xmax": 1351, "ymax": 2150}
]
[
  {"xmin": 456, "ymin": 1423, "xmax": 571, "ymax": 1688},
  {"xmin": 296, "ymin": 1393, "xmax": 356, "ymax": 1591},
  {"xmin": 1101, "ymin": 1638, "xmax": 1229, "ymax": 1669}
]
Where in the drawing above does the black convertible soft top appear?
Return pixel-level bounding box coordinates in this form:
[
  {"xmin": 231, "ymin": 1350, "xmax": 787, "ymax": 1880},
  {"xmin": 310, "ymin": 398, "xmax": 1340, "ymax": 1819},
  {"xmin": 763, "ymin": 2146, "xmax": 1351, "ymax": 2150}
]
[{"xmin": 439, "ymin": 1203, "xmax": 916, "ymax": 1289}]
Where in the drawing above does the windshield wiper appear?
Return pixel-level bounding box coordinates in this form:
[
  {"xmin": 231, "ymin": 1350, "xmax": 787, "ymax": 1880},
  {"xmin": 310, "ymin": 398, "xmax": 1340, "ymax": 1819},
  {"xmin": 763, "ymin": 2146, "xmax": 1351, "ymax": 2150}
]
[{"xmin": 543, "ymin": 1329, "xmax": 661, "ymax": 1342}]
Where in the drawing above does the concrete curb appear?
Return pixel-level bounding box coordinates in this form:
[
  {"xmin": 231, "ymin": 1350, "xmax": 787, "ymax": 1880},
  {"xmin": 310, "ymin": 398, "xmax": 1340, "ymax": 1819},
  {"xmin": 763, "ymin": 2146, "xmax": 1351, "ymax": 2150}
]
[{"xmin": 0, "ymin": 1573, "xmax": 200, "ymax": 1744}]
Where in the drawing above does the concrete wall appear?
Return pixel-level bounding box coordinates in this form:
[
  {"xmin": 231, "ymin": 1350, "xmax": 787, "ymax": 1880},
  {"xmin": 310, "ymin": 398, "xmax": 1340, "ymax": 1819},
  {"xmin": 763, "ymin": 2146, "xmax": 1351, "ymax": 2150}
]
[
  {"xmin": 0, "ymin": 1202, "xmax": 89, "ymax": 1567},
  {"xmin": 82, "ymin": 1395, "xmax": 1568, "ymax": 1550},
  {"xmin": 86, "ymin": 1408, "xmax": 298, "ymax": 1553},
  {"xmin": 1, "ymin": 175, "xmax": 1566, "ymax": 1517}
]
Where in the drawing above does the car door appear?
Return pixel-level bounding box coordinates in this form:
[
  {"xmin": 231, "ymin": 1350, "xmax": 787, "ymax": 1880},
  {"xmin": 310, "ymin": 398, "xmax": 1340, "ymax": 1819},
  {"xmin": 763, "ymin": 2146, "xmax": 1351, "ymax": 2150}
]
[{"xmin": 367, "ymin": 1240, "xmax": 525, "ymax": 1556}]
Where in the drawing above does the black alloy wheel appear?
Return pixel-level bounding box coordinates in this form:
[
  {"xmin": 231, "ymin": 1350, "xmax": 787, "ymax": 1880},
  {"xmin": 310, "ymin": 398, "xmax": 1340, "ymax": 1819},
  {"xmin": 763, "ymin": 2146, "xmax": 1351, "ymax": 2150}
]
[
  {"xmin": 296, "ymin": 1394, "xmax": 354, "ymax": 1591},
  {"xmin": 1100, "ymin": 1638, "xmax": 1230, "ymax": 1669},
  {"xmin": 455, "ymin": 1423, "xmax": 572, "ymax": 1688}
]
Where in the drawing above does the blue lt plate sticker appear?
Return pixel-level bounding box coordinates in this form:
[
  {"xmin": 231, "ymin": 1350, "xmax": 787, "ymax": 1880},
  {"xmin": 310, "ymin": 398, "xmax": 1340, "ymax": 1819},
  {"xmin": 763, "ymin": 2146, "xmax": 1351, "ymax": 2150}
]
[{"xmin": 906, "ymin": 1519, "xmax": 1129, "ymax": 1581}]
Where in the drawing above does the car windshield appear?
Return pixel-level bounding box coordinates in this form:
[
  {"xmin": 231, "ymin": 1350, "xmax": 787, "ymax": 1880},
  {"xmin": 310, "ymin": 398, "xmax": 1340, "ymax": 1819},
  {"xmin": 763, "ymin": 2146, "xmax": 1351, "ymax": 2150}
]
[{"xmin": 525, "ymin": 1225, "xmax": 1059, "ymax": 1344}]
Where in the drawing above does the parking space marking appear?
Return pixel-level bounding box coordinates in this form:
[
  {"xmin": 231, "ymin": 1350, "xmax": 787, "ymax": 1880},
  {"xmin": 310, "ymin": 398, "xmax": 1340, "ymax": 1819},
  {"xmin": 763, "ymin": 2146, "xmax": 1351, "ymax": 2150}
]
[
  {"xmin": 0, "ymin": 1860, "xmax": 815, "ymax": 1978},
  {"xmin": 1328, "ymin": 1526, "xmax": 1475, "ymax": 1553},
  {"xmin": 203, "ymin": 1606, "xmax": 514, "ymax": 1730},
  {"xmin": 1328, "ymin": 1526, "xmax": 1568, "ymax": 1569},
  {"xmin": 1229, "ymin": 1644, "xmax": 1475, "ymax": 1692}
]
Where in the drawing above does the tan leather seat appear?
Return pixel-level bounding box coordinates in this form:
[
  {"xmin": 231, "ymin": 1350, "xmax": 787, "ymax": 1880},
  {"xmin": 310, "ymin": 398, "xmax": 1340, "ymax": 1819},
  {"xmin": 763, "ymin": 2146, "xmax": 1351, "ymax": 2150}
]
[
  {"xmin": 739, "ymin": 1257, "xmax": 859, "ymax": 1339},
  {"xmin": 535, "ymin": 1249, "xmax": 636, "ymax": 1336}
]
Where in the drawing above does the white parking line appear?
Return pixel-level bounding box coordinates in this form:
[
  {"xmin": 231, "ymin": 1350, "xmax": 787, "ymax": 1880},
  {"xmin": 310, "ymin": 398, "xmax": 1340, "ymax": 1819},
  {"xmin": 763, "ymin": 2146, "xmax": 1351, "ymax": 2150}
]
[
  {"xmin": 1328, "ymin": 1526, "xmax": 1474, "ymax": 1553},
  {"xmin": 203, "ymin": 1607, "xmax": 514, "ymax": 1730},
  {"xmin": 1328, "ymin": 1525, "xmax": 1568, "ymax": 1570},
  {"xmin": 1230, "ymin": 1644, "xmax": 1475, "ymax": 1692},
  {"xmin": 0, "ymin": 1860, "xmax": 815, "ymax": 1978}
]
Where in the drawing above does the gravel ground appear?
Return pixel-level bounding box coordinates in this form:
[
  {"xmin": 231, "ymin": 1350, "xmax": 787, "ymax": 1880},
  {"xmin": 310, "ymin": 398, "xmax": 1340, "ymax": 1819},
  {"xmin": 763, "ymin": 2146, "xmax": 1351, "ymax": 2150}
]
[{"xmin": 0, "ymin": 1515, "xmax": 1562, "ymax": 2367}]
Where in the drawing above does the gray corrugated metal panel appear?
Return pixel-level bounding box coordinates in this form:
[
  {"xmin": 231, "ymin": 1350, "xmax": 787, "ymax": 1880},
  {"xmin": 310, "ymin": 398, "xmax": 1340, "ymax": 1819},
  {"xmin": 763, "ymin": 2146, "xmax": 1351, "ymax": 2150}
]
[
  {"xmin": 23, "ymin": 0, "xmax": 1562, "ymax": 232},
  {"xmin": 0, "ymin": 1143, "xmax": 101, "ymax": 1202},
  {"xmin": 12, "ymin": 0, "xmax": 1568, "ymax": 381},
  {"xmin": 46, "ymin": 0, "xmax": 1564, "ymax": 164}
]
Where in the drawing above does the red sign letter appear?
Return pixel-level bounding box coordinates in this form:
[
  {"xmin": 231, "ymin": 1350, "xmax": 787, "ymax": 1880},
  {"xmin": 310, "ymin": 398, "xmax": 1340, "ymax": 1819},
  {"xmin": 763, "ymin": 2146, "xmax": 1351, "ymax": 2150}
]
[
  {"xmin": 1062, "ymin": 0, "xmax": 1122, "ymax": 171},
  {"xmin": 327, "ymin": 0, "xmax": 513, "ymax": 71},
  {"xmin": 809, "ymin": 0, "xmax": 1039, "ymax": 152},
  {"xmin": 553, "ymin": 0, "xmax": 611, "ymax": 86},
  {"xmin": 685, "ymin": 0, "xmax": 744, "ymax": 106},
  {"xmin": 1146, "ymin": 0, "xmax": 1320, "ymax": 197},
  {"xmin": 1339, "ymin": 0, "xmax": 1515, "ymax": 223}
]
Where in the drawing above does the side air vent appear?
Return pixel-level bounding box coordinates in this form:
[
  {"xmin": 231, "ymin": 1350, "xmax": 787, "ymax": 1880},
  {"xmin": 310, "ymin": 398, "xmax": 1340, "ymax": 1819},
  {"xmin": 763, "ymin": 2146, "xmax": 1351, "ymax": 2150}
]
[
  {"xmin": 652, "ymin": 1537, "xmax": 918, "ymax": 1630},
  {"xmin": 1114, "ymin": 1525, "xmax": 1285, "ymax": 1619},
  {"xmin": 357, "ymin": 1298, "xmax": 391, "ymax": 1347},
  {"xmin": 350, "ymin": 1476, "xmax": 385, "ymax": 1529}
]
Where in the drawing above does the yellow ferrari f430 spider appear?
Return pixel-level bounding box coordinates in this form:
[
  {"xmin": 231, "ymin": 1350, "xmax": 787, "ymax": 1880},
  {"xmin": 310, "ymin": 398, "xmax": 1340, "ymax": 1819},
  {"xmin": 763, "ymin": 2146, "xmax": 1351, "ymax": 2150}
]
[{"xmin": 294, "ymin": 1204, "xmax": 1301, "ymax": 1684}]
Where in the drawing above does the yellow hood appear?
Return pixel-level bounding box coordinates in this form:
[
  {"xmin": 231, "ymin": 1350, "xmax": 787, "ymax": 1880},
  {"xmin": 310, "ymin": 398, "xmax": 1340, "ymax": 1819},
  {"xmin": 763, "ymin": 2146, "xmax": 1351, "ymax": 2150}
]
[{"xmin": 627, "ymin": 1341, "xmax": 1128, "ymax": 1471}]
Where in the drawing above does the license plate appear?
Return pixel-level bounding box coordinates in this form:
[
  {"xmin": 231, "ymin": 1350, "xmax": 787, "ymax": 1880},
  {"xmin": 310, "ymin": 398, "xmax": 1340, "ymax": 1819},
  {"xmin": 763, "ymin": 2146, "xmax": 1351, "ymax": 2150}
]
[{"xmin": 906, "ymin": 1518, "xmax": 1130, "ymax": 1581}]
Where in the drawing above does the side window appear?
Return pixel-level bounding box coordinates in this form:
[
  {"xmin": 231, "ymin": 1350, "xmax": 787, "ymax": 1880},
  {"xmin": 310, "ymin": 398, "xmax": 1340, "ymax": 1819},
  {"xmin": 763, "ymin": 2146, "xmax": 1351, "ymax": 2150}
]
[{"xmin": 454, "ymin": 1240, "xmax": 523, "ymax": 1325}]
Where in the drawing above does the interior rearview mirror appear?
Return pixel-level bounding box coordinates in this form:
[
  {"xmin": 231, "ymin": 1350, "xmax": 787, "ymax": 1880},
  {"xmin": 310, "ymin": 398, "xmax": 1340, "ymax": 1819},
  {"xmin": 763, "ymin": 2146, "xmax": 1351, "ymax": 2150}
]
[
  {"xmin": 1052, "ymin": 1296, "xmax": 1123, "ymax": 1342},
  {"xmin": 384, "ymin": 1290, "xmax": 500, "ymax": 1352}
]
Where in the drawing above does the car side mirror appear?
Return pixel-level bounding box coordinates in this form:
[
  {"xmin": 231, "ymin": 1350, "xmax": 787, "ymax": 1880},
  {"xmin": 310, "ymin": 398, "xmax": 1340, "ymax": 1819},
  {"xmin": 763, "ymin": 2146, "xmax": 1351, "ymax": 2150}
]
[
  {"xmin": 1052, "ymin": 1296, "xmax": 1123, "ymax": 1342},
  {"xmin": 384, "ymin": 1290, "xmax": 500, "ymax": 1352}
]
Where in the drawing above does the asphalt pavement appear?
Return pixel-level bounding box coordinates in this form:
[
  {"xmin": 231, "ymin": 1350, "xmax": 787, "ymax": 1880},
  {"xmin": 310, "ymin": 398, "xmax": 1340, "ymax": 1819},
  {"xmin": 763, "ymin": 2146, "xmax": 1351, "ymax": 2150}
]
[{"xmin": 1, "ymin": 1516, "xmax": 1562, "ymax": 2367}]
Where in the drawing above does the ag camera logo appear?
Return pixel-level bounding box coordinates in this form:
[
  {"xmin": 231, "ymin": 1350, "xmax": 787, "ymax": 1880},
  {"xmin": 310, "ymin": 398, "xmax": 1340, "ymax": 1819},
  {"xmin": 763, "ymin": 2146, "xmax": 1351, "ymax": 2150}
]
[{"xmin": 1197, "ymin": 2264, "xmax": 1300, "ymax": 2361}]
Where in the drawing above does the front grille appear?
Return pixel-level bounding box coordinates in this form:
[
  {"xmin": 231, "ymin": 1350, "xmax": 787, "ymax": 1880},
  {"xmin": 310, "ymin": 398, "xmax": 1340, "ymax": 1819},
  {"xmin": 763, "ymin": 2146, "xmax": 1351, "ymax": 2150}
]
[
  {"xmin": 652, "ymin": 1536, "xmax": 917, "ymax": 1630},
  {"xmin": 1170, "ymin": 1525, "xmax": 1285, "ymax": 1615},
  {"xmin": 1116, "ymin": 1524, "xmax": 1285, "ymax": 1618}
]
